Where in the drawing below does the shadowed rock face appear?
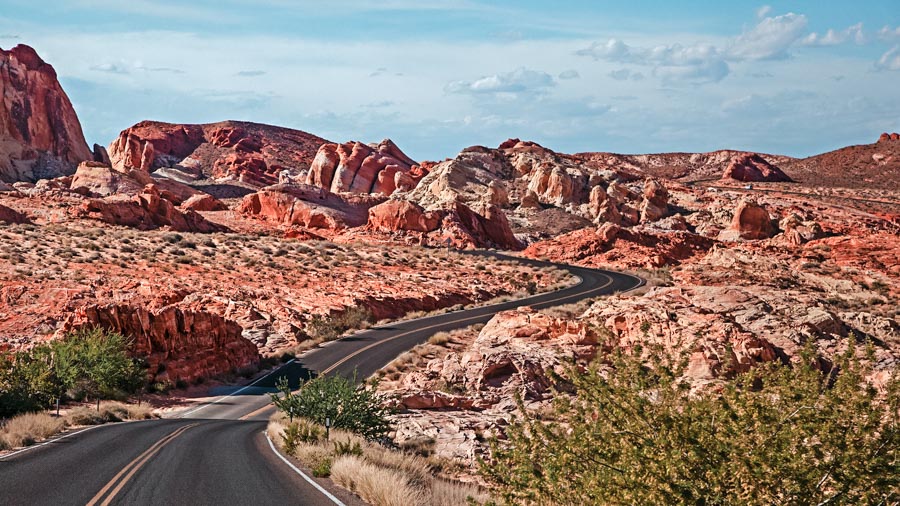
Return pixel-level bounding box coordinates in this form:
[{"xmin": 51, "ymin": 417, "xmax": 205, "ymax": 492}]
[
  {"xmin": 108, "ymin": 120, "xmax": 329, "ymax": 187},
  {"xmin": 0, "ymin": 45, "xmax": 92, "ymax": 183},
  {"xmin": 721, "ymin": 153, "xmax": 793, "ymax": 183}
]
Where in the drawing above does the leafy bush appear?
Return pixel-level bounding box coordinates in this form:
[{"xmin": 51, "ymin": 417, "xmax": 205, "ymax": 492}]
[
  {"xmin": 333, "ymin": 438, "xmax": 364, "ymax": 457},
  {"xmin": 483, "ymin": 340, "xmax": 899, "ymax": 505},
  {"xmin": 270, "ymin": 373, "xmax": 393, "ymax": 440}
]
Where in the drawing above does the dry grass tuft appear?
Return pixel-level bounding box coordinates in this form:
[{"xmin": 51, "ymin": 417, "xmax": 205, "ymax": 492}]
[
  {"xmin": 331, "ymin": 455, "xmax": 426, "ymax": 506},
  {"xmin": 429, "ymin": 478, "xmax": 491, "ymax": 506},
  {"xmin": 0, "ymin": 412, "xmax": 66, "ymax": 449}
]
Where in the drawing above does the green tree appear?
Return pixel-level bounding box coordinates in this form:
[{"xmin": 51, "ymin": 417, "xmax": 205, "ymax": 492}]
[
  {"xmin": 483, "ymin": 340, "xmax": 899, "ymax": 505},
  {"xmin": 0, "ymin": 347, "xmax": 57, "ymax": 417},
  {"xmin": 270, "ymin": 373, "xmax": 393, "ymax": 441},
  {"xmin": 50, "ymin": 328, "xmax": 145, "ymax": 411}
]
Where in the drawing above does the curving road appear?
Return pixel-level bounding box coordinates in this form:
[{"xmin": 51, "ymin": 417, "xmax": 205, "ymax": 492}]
[{"xmin": 0, "ymin": 253, "xmax": 642, "ymax": 506}]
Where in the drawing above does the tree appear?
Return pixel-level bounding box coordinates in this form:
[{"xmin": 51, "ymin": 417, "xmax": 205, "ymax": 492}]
[
  {"xmin": 270, "ymin": 373, "xmax": 393, "ymax": 441},
  {"xmin": 0, "ymin": 348, "xmax": 57, "ymax": 418},
  {"xmin": 50, "ymin": 328, "xmax": 145, "ymax": 411},
  {"xmin": 483, "ymin": 340, "xmax": 900, "ymax": 505}
]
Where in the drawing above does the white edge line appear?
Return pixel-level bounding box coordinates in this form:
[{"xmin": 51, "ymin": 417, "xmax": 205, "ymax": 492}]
[
  {"xmin": 264, "ymin": 430, "xmax": 346, "ymax": 506},
  {"xmin": 0, "ymin": 423, "xmax": 105, "ymax": 461},
  {"xmin": 177, "ymin": 359, "xmax": 296, "ymax": 418}
]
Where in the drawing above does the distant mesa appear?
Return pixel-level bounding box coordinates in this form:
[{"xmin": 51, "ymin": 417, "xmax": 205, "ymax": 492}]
[
  {"xmin": 0, "ymin": 44, "xmax": 92, "ymax": 183},
  {"xmin": 720, "ymin": 153, "xmax": 793, "ymax": 183}
]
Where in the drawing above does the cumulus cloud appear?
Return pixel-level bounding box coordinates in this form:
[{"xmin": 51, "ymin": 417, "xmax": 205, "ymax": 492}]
[
  {"xmin": 446, "ymin": 67, "xmax": 555, "ymax": 95},
  {"xmin": 756, "ymin": 5, "xmax": 772, "ymax": 20},
  {"xmin": 876, "ymin": 45, "xmax": 900, "ymax": 71},
  {"xmin": 558, "ymin": 69, "xmax": 580, "ymax": 80},
  {"xmin": 802, "ymin": 22, "xmax": 865, "ymax": 46},
  {"xmin": 608, "ymin": 69, "xmax": 644, "ymax": 81},
  {"xmin": 726, "ymin": 12, "xmax": 808, "ymax": 60}
]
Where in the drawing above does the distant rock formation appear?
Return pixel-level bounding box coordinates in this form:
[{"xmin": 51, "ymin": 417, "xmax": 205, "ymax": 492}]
[
  {"xmin": 306, "ymin": 139, "xmax": 426, "ymax": 195},
  {"xmin": 718, "ymin": 200, "xmax": 776, "ymax": 241},
  {"xmin": 108, "ymin": 120, "xmax": 329, "ymax": 187},
  {"xmin": 0, "ymin": 45, "xmax": 92, "ymax": 182},
  {"xmin": 73, "ymin": 184, "xmax": 226, "ymax": 232},
  {"xmin": 878, "ymin": 132, "xmax": 900, "ymax": 142},
  {"xmin": 721, "ymin": 153, "xmax": 793, "ymax": 183}
]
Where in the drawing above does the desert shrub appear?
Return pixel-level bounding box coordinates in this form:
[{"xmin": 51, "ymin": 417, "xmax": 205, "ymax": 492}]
[
  {"xmin": 333, "ymin": 438, "xmax": 363, "ymax": 457},
  {"xmin": 270, "ymin": 373, "xmax": 393, "ymax": 441},
  {"xmin": 307, "ymin": 307, "xmax": 373, "ymax": 342},
  {"xmin": 0, "ymin": 412, "xmax": 66, "ymax": 448},
  {"xmin": 331, "ymin": 455, "xmax": 425, "ymax": 506},
  {"xmin": 484, "ymin": 340, "xmax": 900, "ymax": 505},
  {"xmin": 312, "ymin": 458, "xmax": 333, "ymax": 477},
  {"xmin": 0, "ymin": 348, "xmax": 58, "ymax": 417}
]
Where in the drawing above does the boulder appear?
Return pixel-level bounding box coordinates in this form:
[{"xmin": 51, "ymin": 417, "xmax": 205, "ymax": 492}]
[
  {"xmin": 718, "ymin": 200, "xmax": 776, "ymax": 241},
  {"xmin": 367, "ymin": 200, "xmax": 440, "ymax": 233},
  {"xmin": 181, "ymin": 193, "xmax": 227, "ymax": 212},
  {"xmin": 74, "ymin": 184, "xmax": 225, "ymax": 232}
]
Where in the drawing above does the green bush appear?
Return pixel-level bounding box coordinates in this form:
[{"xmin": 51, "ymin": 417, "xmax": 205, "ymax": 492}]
[
  {"xmin": 312, "ymin": 458, "xmax": 333, "ymax": 478},
  {"xmin": 270, "ymin": 373, "xmax": 393, "ymax": 441},
  {"xmin": 483, "ymin": 340, "xmax": 899, "ymax": 505},
  {"xmin": 333, "ymin": 438, "xmax": 363, "ymax": 457}
]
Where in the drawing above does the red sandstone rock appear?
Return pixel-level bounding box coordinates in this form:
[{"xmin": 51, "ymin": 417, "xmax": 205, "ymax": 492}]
[
  {"xmin": 0, "ymin": 202, "xmax": 27, "ymax": 223},
  {"xmin": 0, "ymin": 45, "xmax": 92, "ymax": 183},
  {"xmin": 108, "ymin": 120, "xmax": 328, "ymax": 187},
  {"xmin": 718, "ymin": 200, "xmax": 776, "ymax": 241},
  {"xmin": 879, "ymin": 132, "xmax": 900, "ymax": 142},
  {"xmin": 180, "ymin": 193, "xmax": 226, "ymax": 212},
  {"xmin": 61, "ymin": 303, "xmax": 259, "ymax": 385},
  {"xmin": 305, "ymin": 139, "xmax": 423, "ymax": 195},
  {"xmin": 74, "ymin": 184, "xmax": 225, "ymax": 232},
  {"xmin": 239, "ymin": 183, "xmax": 384, "ymax": 230},
  {"xmin": 367, "ymin": 199, "xmax": 440, "ymax": 233},
  {"xmin": 70, "ymin": 161, "xmax": 149, "ymax": 196},
  {"xmin": 721, "ymin": 153, "xmax": 793, "ymax": 183}
]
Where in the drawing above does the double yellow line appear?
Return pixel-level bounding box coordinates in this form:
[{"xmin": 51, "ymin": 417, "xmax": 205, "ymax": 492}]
[{"xmin": 86, "ymin": 423, "xmax": 198, "ymax": 506}]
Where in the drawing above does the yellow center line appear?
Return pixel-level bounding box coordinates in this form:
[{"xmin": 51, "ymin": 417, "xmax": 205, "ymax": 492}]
[{"xmin": 86, "ymin": 423, "xmax": 198, "ymax": 506}]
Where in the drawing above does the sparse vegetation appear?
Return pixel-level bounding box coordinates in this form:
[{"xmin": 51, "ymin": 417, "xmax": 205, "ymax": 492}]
[{"xmin": 484, "ymin": 340, "xmax": 900, "ymax": 505}]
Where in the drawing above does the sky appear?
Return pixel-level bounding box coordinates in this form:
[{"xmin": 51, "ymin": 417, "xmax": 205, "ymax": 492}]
[{"xmin": 1, "ymin": 1, "xmax": 898, "ymax": 161}]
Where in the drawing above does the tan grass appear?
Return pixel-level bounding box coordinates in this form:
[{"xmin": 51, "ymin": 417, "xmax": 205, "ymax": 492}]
[
  {"xmin": 0, "ymin": 412, "xmax": 66, "ymax": 448},
  {"xmin": 331, "ymin": 455, "xmax": 426, "ymax": 506},
  {"xmin": 429, "ymin": 478, "xmax": 490, "ymax": 506}
]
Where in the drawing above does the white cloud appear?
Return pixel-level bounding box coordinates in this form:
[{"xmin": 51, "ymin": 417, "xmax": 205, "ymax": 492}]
[
  {"xmin": 878, "ymin": 26, "xmax": 900, "ymax": 42},
  {"xmin": 802, "ymin": 22, "xmax": 865, "ymax": 46},
  {"xmin": 577, "ymin": 39, "xmax": 729, "ymax": 83},
  {"xmin": 756, "ymin": 5, "xmax": 772, "ymax": 20},
  {"xmin": 89, "ymin": 62, "xmax": 130, "ymax": 74},
  {"xmin": 558, "ymin": 69, "xmax": 580, "ymax": 80},
  {"xmin": 608, "ymin": 69, "xmax": 644, "ymax": 81},
  {"xmin": 446, "ymin": 67, "xmax": 555, "ymax": 95},
  {"xmin": 876, "ymin": 45, "xmax": 900, "ymax": 71},
  {"xmin": 726, "ymin": 12, "xmax": 807, "ymax": 60}
]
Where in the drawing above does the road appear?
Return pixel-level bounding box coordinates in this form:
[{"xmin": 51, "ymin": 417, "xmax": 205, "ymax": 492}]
[{"xmin": 0, "ymin": 253, "xmax": 642, "ymax": 506}]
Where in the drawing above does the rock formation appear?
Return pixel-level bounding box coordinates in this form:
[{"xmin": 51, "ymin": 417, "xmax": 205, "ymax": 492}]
[
  {"xmin": 0, "ymin": 45, "xmax": 92, "ymax": 182},
  {"xmin": 878, "ymin": 132, "xmax": 900, "ymax": 142},
  {"xmin": 62, "ymin": 304, "xmax": 259, "ymax": 385},
  {"xmin": 0, "ymin": 202, "xmax": 27, "ymax": 224},
  {"xmin": 306, "ymin": 139, "xmax": 425, "ymax": 195},
  {"xmin": 239, "ymin": 183, "xmax": 384, "ymax": 231},
  {"xmin": 108, "ymin": 121, "xmax": 328, "ymax": 187},
  {"xmin": 720, "ymin": 153, "xmax": 793, "ymax": 183},
  {"xmin": 74, "ymin": 184, "xmax": 225, "ymax": 232},
  {"xmin": 718, "ymin": 200, "xmax": 776, "ymax": 241}
]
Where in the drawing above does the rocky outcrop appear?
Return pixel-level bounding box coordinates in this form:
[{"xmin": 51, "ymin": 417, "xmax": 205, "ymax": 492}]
[
  {"xmin": 718, "ymin": 200, "xmax": 776, "ymax": 241},
  {"xmin": 306, "ymin": 139, "xmax": 425, "ymax": 195},
  {"xmin": 0, "ymin": 203, "xmax": 27, "ymax": 224},
  {"xmin": 638, "ymin": 178, "xmax": 669, "ymax": 223},
  {"xmin": 108, "ymin": 120, "xmax": 328, "ymax": 187},
  {"xmin": 74, "ymin": 184, "xmax": 225, "ymax": 232},
  {"xmin": 0, "ymin": 45, "xmax": 92, "ymax": 182},
  {"xmin": 878, "ymin": 132, "xmax": 900, "ymax": 142},
  {"xmin": 70, "ymin": 161, "xmax": 149, "ymax": 196},
  {"xmin": 180, "ymin": 193, "xmax": 226, "ymax": 212},
  {"xmin": 367, "ymin": 200, "xmax": 440, "ymax": 233},
  {"xmin": 62, "ymin": 304, "xmax": 259, "ymax": 385},
  {"xmin": 721, "ymin": 153, "xmax": 793, "ymax": 183},
  {"xmin": 239, "ymin": 183, "xmax": 384, "ymax": 231}
]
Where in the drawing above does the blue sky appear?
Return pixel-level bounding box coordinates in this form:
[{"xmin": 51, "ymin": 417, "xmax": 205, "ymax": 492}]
[{"xmin": 1, "ymin": 1, "xmax": 898, "ymax": 161}]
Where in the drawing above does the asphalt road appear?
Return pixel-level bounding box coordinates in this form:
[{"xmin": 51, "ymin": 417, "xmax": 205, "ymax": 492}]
[{"xmin": 0, "ymin": 252, "xmax": 642, "ymax": 506}]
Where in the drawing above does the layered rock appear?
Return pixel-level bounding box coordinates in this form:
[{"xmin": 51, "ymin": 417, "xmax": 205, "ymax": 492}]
[
  {"xmin": 74, "ymin": 184, "xmax": 225, "ymax": 232},
  {"xmin": 306, "ymin": 139, "xmax": 425, "ymax": 195},
  {"xmin": 721, "ymin": 153, "xmax": 793, "ymax": 183},
  {"xmin": 108, "ymin": 120, "xmax": 328, "ymax": 187},
  {"xmin": 0, "ymin": 45, "xmax": 92, "ymax": 182},
  {"xmin": 62, "ymin": 304, "xmax": 259, "ymax": 384},
  {"xmin": 239, "ymin": 183, "xmax": 384, "ymax": 231}
]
